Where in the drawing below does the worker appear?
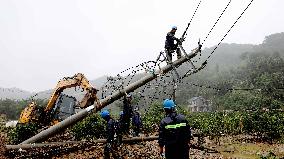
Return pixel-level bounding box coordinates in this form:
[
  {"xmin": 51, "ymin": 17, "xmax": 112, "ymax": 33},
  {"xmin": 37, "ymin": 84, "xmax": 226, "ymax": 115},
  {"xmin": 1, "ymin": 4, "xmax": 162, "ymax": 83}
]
[
  {"xmin": 119, "ymin": 111, "xmax": 124, "ymax": 123},
  {"xmin": 122, "ymin": 94, "xmax": 133, "ymax": 135},
  {"xmin": 165, "ymin": 26, "xmax": 182, "ymax": 62},
  {"xmin": 118, "ymin": 111, "xmax": 126, "ymax": 135},
  {"xmin": 132, "ymin": 107, "xmax": 142, "ymax": 137},
  {"xmin": 100, "ymin": 110, "xmax": 120, "ymax": 159},
  {"xmin": 158, "ymin": 99, "xmax": 191, "ymax": 159}
]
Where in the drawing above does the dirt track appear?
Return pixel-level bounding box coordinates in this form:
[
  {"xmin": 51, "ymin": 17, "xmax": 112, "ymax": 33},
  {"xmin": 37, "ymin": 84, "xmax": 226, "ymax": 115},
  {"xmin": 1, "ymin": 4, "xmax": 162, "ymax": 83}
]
[
  {"xmin": 4, "ymin": 141, "xmax": 225, "ymax": 159},
  {"xmin": 0, "ymin": 133, "xmax": 8, "ymax": 159},
  {"xmin": 2, "ymin": 134, "xmax": 284, "ymax": 159}
]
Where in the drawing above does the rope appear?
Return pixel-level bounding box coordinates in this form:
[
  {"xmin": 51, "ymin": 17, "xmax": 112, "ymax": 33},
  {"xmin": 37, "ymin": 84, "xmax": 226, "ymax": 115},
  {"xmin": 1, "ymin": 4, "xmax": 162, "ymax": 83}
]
[
  {"xmin": 181, "ymin": 0, "xmax": 202, "ymax": 41},
  {"xmin": 202, "ymin": 0, "xmax": 232, "ymax": 45},
  {"xmin": 181, "ymin": 0, "xmax": 255, "ymax": 80},
  {"xmin": 205, "ymin": 0, "xmax": 255, "ymax": 60}
]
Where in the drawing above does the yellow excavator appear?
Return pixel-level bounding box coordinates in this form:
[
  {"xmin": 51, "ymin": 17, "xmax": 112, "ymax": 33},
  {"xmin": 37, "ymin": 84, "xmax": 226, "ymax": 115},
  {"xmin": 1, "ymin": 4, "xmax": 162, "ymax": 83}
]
[{"xmin": 18, "ymin": 73, "xmax": 100, "ymax": 126}]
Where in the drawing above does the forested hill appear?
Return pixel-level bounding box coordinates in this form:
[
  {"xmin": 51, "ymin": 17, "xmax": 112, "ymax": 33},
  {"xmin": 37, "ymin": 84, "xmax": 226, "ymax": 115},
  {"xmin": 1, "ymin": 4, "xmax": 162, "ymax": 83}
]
[
  {"xmin": 176, "ymin": 32, "xmax": 284, "ymax": 109},
  {"xmin": 202, "ymin": 32, "xmax": 284, "ymax": 72},
  {"xmin": 258, "ymin": 32, "xmax": 284, "ymax": 54},
  {"xmin": 202, "ymin": 43, "xmax": 255, "ymax": 71}
]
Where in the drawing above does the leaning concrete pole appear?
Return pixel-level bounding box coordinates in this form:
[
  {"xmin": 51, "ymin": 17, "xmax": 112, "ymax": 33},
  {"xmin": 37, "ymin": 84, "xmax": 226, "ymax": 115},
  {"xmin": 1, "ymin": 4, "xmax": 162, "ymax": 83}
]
[{"xmin": 21, "ymin": 46, "xmax": 200, "ymax": 144}]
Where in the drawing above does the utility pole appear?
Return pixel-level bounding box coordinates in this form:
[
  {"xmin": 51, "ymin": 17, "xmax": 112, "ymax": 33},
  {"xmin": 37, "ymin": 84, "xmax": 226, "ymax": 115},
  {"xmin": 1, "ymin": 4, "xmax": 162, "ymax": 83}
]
[{"xmin": 21, "ymin": 46, "xmax": 201, "ymax": 144}]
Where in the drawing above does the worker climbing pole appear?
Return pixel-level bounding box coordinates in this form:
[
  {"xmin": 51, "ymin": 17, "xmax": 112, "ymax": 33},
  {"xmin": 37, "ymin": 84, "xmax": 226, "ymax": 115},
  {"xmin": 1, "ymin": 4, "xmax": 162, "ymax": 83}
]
[
  {"xmin": 160, "ymin": 0, "xmax": 203, "ymax": 103},
  {"xmin": 163, "ymin": 30, "xmax": 181, "ymax": 82}
]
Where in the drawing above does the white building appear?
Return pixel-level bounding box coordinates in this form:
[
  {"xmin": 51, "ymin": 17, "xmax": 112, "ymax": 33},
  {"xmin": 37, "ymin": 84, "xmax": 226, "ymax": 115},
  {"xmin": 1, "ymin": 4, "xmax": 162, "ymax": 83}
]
[
  {"xmin": 188, "ymin": 96, "xmax": 212, "ymax": 112},
  {"xmin": 5, "ymin": 120, "xmax": 18, "ymax": 127}
]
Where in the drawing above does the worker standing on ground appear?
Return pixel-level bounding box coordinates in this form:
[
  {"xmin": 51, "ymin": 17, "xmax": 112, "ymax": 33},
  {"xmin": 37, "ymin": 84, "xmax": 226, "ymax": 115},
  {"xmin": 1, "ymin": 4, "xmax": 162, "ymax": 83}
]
[
  {"xmin": 132, "ymin": 107, "xmax": 142, "ymax": 137},
  {"xmin": 100, "ymin": 110, "xmax": 120, "ymax": 159},
  {"xmin": 158, "ymin": 99, "xmax": 191, "ymax": 159},
  {"xmin": 118, "ymin": 111, "xmax": 125, "ymax": 138},
  {"xmin": 122, "ymin": 94, "xmax": 133, "ymax": 135},
  {"xmin": 165, "ymin": 26, "xmax": 182, "ymax": 62},
  {"xmin": 115, "ymin": 111, "xmax": 124, "ymax": 145}
]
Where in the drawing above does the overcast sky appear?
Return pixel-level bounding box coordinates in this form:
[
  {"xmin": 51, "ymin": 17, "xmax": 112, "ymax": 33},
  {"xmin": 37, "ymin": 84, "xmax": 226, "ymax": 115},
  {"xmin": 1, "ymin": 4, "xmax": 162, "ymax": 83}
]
[{"xmin": 0, "ymin": 0, "xmax": 283, "ymax": 92}]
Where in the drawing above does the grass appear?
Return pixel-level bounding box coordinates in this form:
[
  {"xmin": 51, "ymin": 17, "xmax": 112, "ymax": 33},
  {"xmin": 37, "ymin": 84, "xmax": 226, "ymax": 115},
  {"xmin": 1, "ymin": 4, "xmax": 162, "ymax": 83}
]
[{"xmin": 217, "ymin": 142, "xmax": 284, "ymax": 159}]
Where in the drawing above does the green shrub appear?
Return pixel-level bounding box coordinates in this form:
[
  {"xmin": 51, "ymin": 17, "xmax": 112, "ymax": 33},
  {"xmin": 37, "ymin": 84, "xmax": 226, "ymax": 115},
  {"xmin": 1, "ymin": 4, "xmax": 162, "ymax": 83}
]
[
  {"xmin": 8, "ymin": 123, "xmax": 39, "ymax": 144},
  {"xmin": 71, "ymin": 113, "xmax": 106, "ymax": 140},
  {"xmin": 141, "ymin": 102, "xmax": 164, "ymax": 135},
  {"xmin": 186, "ymin": 111, "xmax": 284, "ymax": 142},
  {"xmin": 141, "ymin": 102, "xmax": 190, "ymax": 135}
]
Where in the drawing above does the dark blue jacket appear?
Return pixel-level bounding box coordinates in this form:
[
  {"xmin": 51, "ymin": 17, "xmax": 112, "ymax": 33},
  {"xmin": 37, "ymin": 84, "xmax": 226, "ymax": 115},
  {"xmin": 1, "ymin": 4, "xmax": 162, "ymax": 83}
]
[
  {"xmin": 106, "ymin": 118, "xmax": 116, "ymax": 143},
  {"xmin": 132, "ymin": 112, "xmax": 142, "ymax": 126},
  {"xmin": 123, "ymin": 98, "xmax": 133, "ymax": 120},
  {"xmin": 158, "ymin": 112, "xmax": 191, "ymax": 147},
  {"xmin": 165, "ymin": 32, "xmax": 178, "ymax": 49}
]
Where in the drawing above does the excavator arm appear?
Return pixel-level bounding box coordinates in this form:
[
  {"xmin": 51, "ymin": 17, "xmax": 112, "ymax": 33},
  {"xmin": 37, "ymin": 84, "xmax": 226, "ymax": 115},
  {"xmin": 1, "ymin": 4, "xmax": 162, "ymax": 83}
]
[{"xmin": 44, "ymin": 73, "xmax": 100, "ymax": 112}]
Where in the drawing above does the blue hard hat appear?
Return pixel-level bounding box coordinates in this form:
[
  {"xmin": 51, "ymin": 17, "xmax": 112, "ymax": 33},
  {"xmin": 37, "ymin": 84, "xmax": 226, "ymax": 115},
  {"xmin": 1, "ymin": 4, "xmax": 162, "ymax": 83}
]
[
  {"xmin": 163, "ymin": 99, "xmax": 176, "ymax": 109},
  {"xmin": 100, "ymin": 110, "xmax": 110, "ymax": 118},
  {"xmin": 172, "ymin": 26, "xmax": 177, "ymax": 30},
  {"xmin": 120, "ymin": 111, "xmax": 124, "ymax": 115}
]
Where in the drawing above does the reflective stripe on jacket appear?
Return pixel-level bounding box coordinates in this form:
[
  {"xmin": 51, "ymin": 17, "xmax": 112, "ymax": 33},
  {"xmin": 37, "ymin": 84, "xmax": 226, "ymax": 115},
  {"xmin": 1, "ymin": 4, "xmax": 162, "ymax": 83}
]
[{"xmin": 158, "ymin": 112, "xmax": 191, "ymax": 146}]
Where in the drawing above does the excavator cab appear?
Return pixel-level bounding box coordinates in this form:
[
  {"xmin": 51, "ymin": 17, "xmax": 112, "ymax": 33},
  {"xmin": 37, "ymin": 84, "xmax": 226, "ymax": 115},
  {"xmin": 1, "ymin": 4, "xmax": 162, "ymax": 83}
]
[{"xmin": 53, "ymin": 94, "xmax": 77, "ymax": 121}]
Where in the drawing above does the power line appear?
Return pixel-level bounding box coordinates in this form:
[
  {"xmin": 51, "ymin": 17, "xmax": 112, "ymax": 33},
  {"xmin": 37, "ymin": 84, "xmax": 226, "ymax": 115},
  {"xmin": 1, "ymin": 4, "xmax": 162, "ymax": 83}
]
[{"xmin": 202, "ymin": 0, "xmax": 232, "ymax": 45}]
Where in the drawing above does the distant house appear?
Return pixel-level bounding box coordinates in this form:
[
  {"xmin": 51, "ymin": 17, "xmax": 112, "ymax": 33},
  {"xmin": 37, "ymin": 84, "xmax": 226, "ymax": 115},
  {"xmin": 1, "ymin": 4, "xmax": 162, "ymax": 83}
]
[
  {"xmin": 5, "ymin": 120, "xmax": 18, "ymax": 127},
  {"xmin": 188, "ymin": 96, "xmax": 212, "ymax": 112}
]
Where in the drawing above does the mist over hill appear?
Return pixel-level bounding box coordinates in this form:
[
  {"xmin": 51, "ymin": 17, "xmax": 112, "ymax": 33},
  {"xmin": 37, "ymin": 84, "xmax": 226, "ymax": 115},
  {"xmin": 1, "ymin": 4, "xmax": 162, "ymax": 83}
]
[
  {"xmin": 0, "ymin": 32, "xmax": 283, "ymax": 102},
  {"xmin": 201, "ymin": 32, "xmax": 284, "ymax": 72},
  {"xmin": 0, "ymin": 87, "xmax": 32, "ymax": 100},
  {"xmin": 0, "ymin": 75, "xmax": 108, "ymax": 100},
  {"xmin": 34, "ymin": 75, "xmax": 109, "ymax": 100},
  {"xmin": 0, "ymin": 32, "xmax": 283, "ymax": 120}
]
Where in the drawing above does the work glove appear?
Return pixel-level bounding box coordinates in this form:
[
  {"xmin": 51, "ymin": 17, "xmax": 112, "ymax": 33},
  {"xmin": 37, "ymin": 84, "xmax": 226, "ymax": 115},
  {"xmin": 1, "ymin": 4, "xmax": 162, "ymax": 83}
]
[
  {"xmin": 106, "ymin": 143, "xmax": 112, "ymax": 149},
  {"xmin": 160, "ymin": 153, "xmax": 165, "ymax": 159}
]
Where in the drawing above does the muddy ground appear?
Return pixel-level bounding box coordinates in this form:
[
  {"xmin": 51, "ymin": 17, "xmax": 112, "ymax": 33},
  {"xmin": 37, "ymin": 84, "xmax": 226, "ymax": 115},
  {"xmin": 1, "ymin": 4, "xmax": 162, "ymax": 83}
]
[{"xmin": 1, "ymin": 133, "xmax": 284, "ymax": 159}]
